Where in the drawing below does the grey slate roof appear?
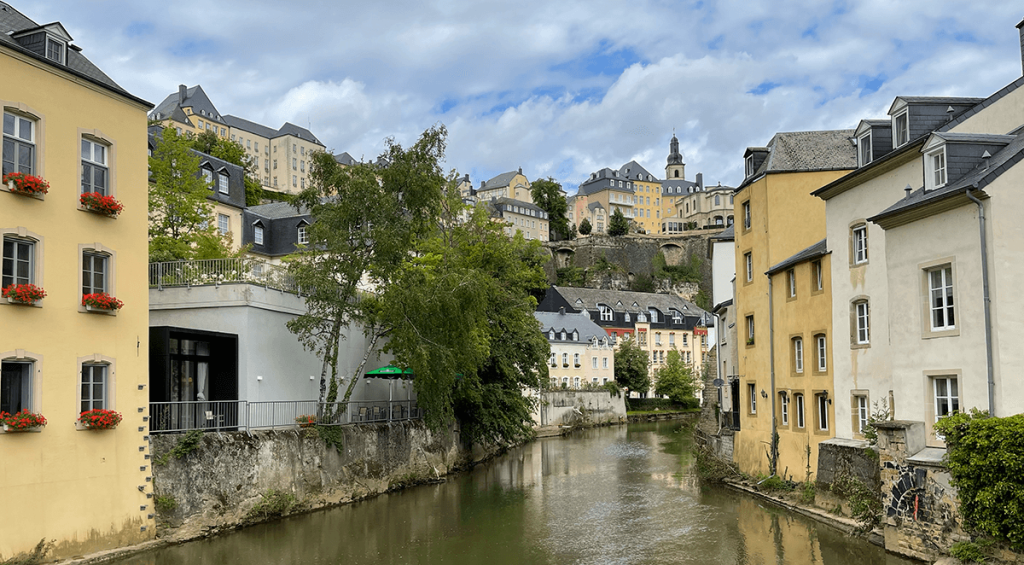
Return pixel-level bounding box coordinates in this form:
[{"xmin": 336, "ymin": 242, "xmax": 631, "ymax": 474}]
[
  {"xmin": 711, "ymin": 225, "xmax": 734, "ymax": 241},
  {"xmin": 147, "ymin": 126, "xmax": 246, "ymax": 210},
  {"xmin": 152, "ymin": 85, "xmax": 225, "ymax": 124},
  {"xmin": 277, "ymin": 122, "xmax": 323, "ymax": 146},
  {"xmin": 493, "ymin": 197, "xmax": 545, "ymax": 215},
  {"xmin": 222, "ymin": 114, "xmax": 279, "ymax": 139},
  {"xmin": 534, "ymin": 310, "xmax": 609, "ymax": 344},
  {"xmin": 578, "ymin": 167, "xmax": 636, "ymax": 196},
  {"xmin": 618, "ymin": 160, "xmax": 656, "ymax": 181},
  {"xmin": 739, "ymin": 130, "xmax": 857, "ymax": 190},
  {"xmin": 661, "ymin": 178, "xmax": 699, "ymax": 195},
  {"xmin": 334, "ymin": 152, "xmax": 357, "ymax": 166},
  {"xmin": 481, "ymin": 170, "xmax": 521, "ymax": 189},
  {"xmin": 587, "ymin": 202, "xmax": 605, "ymax": 212},
  {"xmin": 0, "ymin": 3, "xmax": 150, "ymax": 107},
  {"xmin": 767, "ymin": 239, "xmax": 828, "ymax": 275},
  {"xmin": 548, "ymin": 286, "xmax": 707, "ymax": 319},
  {"xmin": 246, "ymin": 201, "xmax": 310, "ymax": 219},
  {"xmin": 937, "ymin": 76, "xmax": 1024, "ymax": 134}
]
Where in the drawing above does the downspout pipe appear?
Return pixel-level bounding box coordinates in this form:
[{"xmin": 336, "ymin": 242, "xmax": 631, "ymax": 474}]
[
  {"xmin": 714, "ymin": 311, "xmax": 725, "ymax": 434},
  {"xmin": 767, "ymin": 275, "xmax": 778, "ymax": 475},
  {"xmin": 965, "ymin": 187, "xmax": 996, "ymax": 417}
]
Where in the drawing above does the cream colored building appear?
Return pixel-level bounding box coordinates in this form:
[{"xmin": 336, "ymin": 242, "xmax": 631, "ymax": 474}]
[
  {"xmin": 536, "ymin": 309, "xmax": 615, "ymax": 388},
  {"xmin": 492, "ymin": 197, "xmax": 549, "ymax": 241},
  {"xmin": 476, "ymin": 169, "xmax": 533, "ymax": 203},
  {"xmin": 150, "ymin": 84, "xmax": 228, "ymax": 140},
  {"xmin": 0, "ymin": 6, "xmax": 154, "ymax": 559}
]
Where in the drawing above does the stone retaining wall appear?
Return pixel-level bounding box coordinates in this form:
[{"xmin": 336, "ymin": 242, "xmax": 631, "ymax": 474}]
[{"xmin": 533, "ymin": 390, "xmax": 626, "ymax": 427}]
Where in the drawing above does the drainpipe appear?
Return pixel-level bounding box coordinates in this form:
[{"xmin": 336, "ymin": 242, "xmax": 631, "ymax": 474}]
[
  {"xmin": 767, "ymin": 275, "xmax": 778, "ymax": 475},
  {"xmin": 965, "ymin": 187, "xmax": 996, "ymax": 416},
  {"xmin": 713, "ymin": 311, "xmax": 724, "ymax": 433}
]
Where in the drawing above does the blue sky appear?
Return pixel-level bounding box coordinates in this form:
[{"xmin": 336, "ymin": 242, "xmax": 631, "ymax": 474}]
[{"xmin": 20, "ymin": 1, "xmax": 1024, "ymax": 193}]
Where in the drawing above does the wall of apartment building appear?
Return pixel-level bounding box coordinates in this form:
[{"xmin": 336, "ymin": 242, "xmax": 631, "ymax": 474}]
[
  {"xmin": 946, "ymin": 81, "xmax": 1024, "ymax": 136},
  {"xmin": 211, "ymin": 201, "xmax": 244, "ymax": 252},
  {"xmin": 546, "ymin": 342, "xmax": 615, "ymax": 388},
  {"xmin": 268, "ymin": 136, "xmax": 320, "ymax": 194},
  {"xmin": 0, "ymin": 50, "xmax": 154, "ymax": 559},
  {"xmin": 823, "ymin": 162, "xmax": 921, "ymax": 440}
]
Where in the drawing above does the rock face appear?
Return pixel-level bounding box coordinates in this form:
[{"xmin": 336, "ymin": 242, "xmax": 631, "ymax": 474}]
[{"xmin": 151, "ymin": 422, "xmax": 493, "ymax": 539}]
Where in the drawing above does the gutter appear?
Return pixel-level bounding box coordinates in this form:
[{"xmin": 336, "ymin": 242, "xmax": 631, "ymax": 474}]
[{"xmin": 965, "ymin": 188, "xmax": 996, "ymax": 416}]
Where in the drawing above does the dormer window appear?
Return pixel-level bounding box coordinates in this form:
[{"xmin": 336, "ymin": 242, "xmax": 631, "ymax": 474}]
[
  {"xmin": 46, "ymin": 37, "xmax": 65, "ymax": 64},
  {"xmin": 894, "ymin": 111, "xmax": 909, "ymax": 147},
  {"xmin": 560, "ymin": 331, "xmax": 566, "ymax": 341},
  {"xmin": 572, "ymin": 331, "xmax": 578, "ymax": 341},
  {"xmin": 218, "ymin": 170, "xmax": 229, "ymax": 194},
  {"xmin": 858, "ymin": 132, "xmax": 873, "ymax": 167},
  {"xmin": 745, "ymin": 155, "xmax": 754, "ymax": 177},
  {"xmin": 926, "ymin": 147, "xmax": 947, "ymax": 190},
  {"xmin": 253, "ymin": 223, "xmax": 265, "ymax": 245},
  {"xmin": 649, "ymin": 308, "xmax": 659, "ymax": 323}
]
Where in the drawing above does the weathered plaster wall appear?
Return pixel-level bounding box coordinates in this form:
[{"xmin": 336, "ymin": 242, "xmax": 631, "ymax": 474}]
[
  {"xmin": 151, "ymin": 421, "xmax": 492, "ymax": 539},
  {"xmin": 532, "ymin": 390, "xmax": 626, "ymax": 427}
]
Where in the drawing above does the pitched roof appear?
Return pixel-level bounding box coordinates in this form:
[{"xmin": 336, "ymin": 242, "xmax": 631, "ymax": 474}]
[
  {"xmin": 481, "ymin": 170, "xmax": 521, "ymax": 189},
  {"xmin": 767, "ymin": 239, "xmax": 828, "ymax": 275},
  {"xmin": 618, "ymin": 160, "xmax": 656, "ymax": 180},
  {"xmin": 578, "ymin": 167, "xmax": 636, "ymax": 196},
  {"xmin": 247, "ymin": 201, "xmax": 310, "ymax": 219},
  {"xmin": 222, "ymin": 114, "xmax": 279, "ymax": 139},
  {"xmin": 548, "ymin": 286, "xmax": 707, "ymax": 318},
  {"xmin": 494, "ymin": 197, "xmax": 545, "ymax": 214},
  {"xmin": 277, "ymin": 122, "xmax": 323, "ymax": 146},
  {"xmin": 534, "ymin": 310, "xmax": 609, "ymax": 343},
  {"xmin": 739, "ymin": 130, "xmax": 857, "ymax": 190},
  {"xmin": 334, "ymin": 152, "xmax": 357, "ymax": 166},
  {"xmin": 0, "ymin": 3, "xmax": 150, "ymax": 107},
  {"xmin": 711, "ymin": 225, "xmax": 734, "ymax": 241},
  {"xmin": 936, "ymin": 76, "xmax": 1024, "ymax": 134}
]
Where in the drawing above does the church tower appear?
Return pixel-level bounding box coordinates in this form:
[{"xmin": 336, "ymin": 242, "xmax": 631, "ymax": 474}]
[{"xmin": 666, "ymin": 134, "xmax": 685, "ymax": 180}]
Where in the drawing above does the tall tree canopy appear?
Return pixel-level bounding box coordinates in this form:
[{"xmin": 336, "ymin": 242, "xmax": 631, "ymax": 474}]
[
  {"xmin": 148, "ymin": 128, "xmax": 233, "ymax": 262},
  {"xmin": 287, "ymin": 125, "xmax": 548, "ymax": 445},
  {"xmin": 578, "ymin": 217, "xmax": 592, "ymax": 235},
  {"xmin": 530, "ymin": 178, "xmax": 571, "ymax": 241},
  {"xmin": 614, "ymin": 336, "xmax": 650, "ymax": 395},
  {"xmin": 191, "ymin": 130, "xmax": 263, "ymax": 206},
  {"xmin": 608, "ymin": 208, "xmax": 629, "ymax": 236},
  {"xmin": 654, "ymin": 350, "xmax": 696, "ymax": 403}
]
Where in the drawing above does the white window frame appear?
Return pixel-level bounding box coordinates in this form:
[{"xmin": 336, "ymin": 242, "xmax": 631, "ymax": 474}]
[
  {"xmin": 80, "ymin": 363, "xmax": 108, "ymax": 413},
  {"xmin": 927, "ymin": 147, "xmax": 947, "ymax": 190},
  {"xmin": 817, "ymin": 394, "xmax": 829, "ymax": 431},
  {"xmin": 0, "ymin": 359, "xmax": 33, "ymax": 415},
  {"xmin": 748, "ymin": 383, "xmax": 757, "ymax": 414},
  {"xmin": 45, "ymin": 36, "xmax": 66, "ymax": 64},
  {"xmin": 3, "ymin": 111, "xmax": 35, "ymax": 176},
  {"xmin": 649, "ymin": 309, "xmax": 659, "ymax": 323},
  {"xmin": 852, "ymin": 225, "xmax": 868, "ymax": 265},
  {"xmin": 562, "ymin": 353, "xmax": 568, "ymax": 367},
  {"xmin": 599, "ymin": 305, "xmax": 612, "ymax": 322},
  {"xmin": 788, "ymin": 269, "xmax": 796, "ymax": 298},
  {"xmin": 816, "ymin": 335, "xmax": 827, "ymax": 372},
  {"xmin": 82, "ymin": 251, "xmax": 108, "ymax": 295},
  {"xmin": 795, "ymin": 394, "xmax": 805, "ymax": 428},
  {"xmin": 793, "ymin": 337, "xmax": 803, "ymax": 373},
  {"xmin": 858, "ymin": 132, "xmax": 872, "ymax": 167},
  {"xmin": 218, "ymin": 172, "xmax": 229, "ymax": 194},
  {"xmin": 743, "ymin": 201, "xmax": 751, "ymax": 229},
  {"xmin": 602, "ymin": 357, "xmax": 608, "ymax": 369},
  {"xmin": 218, "ymin": 214, "xmax": 229, "ymax": 235},
  {"xmin": 2, "ymin": 236, "xmax": 34, "ymax": 288},
  {"xmin": 855, "ymin": 301, "xmax": 870, "ymax": 345},
  {"xmin": 254, "ymin": 225, "xmax": 264, "ymax": 246},
  {"xmin": 933, "ymin": 376, "xmax": 959, "ymax": 424},
  {"xmin": 81, "ymin": 138, "xmax": 109, "ymax": 195},
  {"xmin": 928, "ymin": 265, "xmax": 955, "ymax": 331},
  {"xmin": 893, "ymin": 110, "xmax": 910, "ymax": 147},
  {"xmin": 573, "ymin": 353, "xmax": 580, "ymax": 367},
  {"xmin": 814, "ymin": 260, "xmax": 823, "ymax": 291},
  {"xmin": 550, "ymin": 352, "xmax": 556, "ymax": 367},
  {"xmin": 298, "ymin": 225, "xmax": 309, "ymax": 245},
  {"xmin": 745, "ymin": 252, "xmax": 753, "ymax": 282},
  {"xmin": 857, "ymin": 395, "xmax": 869, "ymax": 434},
  {"xmin": 744, "ymin": 155, "xmax": 754, "ymax": 177},
  {"xmin": 780, "ymin": 393, "xmax": 789, "ymax": 426},
  {"xmin": 592, "ymin": 356, "xmax": 597, "ymax": 369},
  {"xmin": 202, "ymin": 168, "xmax": 214, "ymax": 187}
]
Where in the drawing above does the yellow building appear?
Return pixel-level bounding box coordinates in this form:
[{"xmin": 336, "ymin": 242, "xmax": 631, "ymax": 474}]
[
  {"xmin": 475, "ymin": 169, "xmax": 533, "ymax": 203},
  {"xmin": 149, "ymin": 84, "xmax": 228, "ymax": 139},
  {"xmin": 732, "ymin": 130, "xmax": 855, "ymax": 477},
  {"xmin": 0, "ymin": 6, "xmax": 154, "ymax": 561}
]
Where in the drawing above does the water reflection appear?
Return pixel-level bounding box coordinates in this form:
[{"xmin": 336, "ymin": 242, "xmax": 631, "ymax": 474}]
[{"xmin": 115, "ymin": 423, "xmax": 915, "ymax": 565}]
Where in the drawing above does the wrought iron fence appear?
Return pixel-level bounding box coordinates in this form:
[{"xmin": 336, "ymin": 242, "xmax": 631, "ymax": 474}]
[
  {"xmin": 148, "ymin": 258, "xmax": 299, "ymax": 293},
  {"xmin": 149, "ymin": 399, "xmax": 422, "ymax": 434},
  {"xmin": 722, "ymin": 410, "xmax": 741, "ymax": 431}
]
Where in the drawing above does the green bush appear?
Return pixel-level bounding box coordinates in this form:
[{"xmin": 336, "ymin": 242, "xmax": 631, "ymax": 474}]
[
  {"xmin": 757, "ymin": 474, "xmax": 795, "ymax": 492},
  {"xmin": 154, "ymin": 429, "xmax": 205, "ymax": 466},
  {"xmin": 602, "ymin": 381, "xmax": 622, "ymax": 398},
  {"xmin": 935, "ymin": 410, "xmax": 1024, "ymax": 549},
  {"xmin": 950, "ymin": 540, "xmax": 991, "ymax": 564},
  {"xmin": 626, "ymin": 398, "xmax": 695, "ymax": 411},
  {"xmin": 245, "ymin": 489, "xmax": 297, "ymax": 522},
  {"xmin": 154, "ymin": 495, "xmax": 177, "ymax": 512},
  {"xmin": 555, "ymin": 267, "xmax": 585, "ymax": 287}
]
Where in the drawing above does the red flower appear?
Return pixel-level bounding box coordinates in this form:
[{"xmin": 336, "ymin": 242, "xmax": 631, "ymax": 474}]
[
  {"xmin": 80, "ymin": 192, "xmax": 123, "ymax": 216},
  {"xmin": 78, "ymin": 409, "xmax": 122, "ymax": 430},
  {"xmin": 82, "ymin": 292, "xmax": 124, "ymax": 310},
  {"xmin": 295, "ymin": 415, "xmax": 317, "ymax": 428},
  {"xmin": 3, "ymin": 172, "xmax": 49, "ymax": 195},
  {"xmin": 2, "ymin": 283, "xmax": 46, "ymax": 303},
  {"xmin": 1, "ymin": 410, "xmax": 47, "ymax": 430}
]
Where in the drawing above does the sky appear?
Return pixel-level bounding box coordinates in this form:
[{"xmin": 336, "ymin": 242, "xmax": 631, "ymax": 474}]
[{"xmin": 22, "ymin": 1, "xmax": 1024, "ymax": 193}]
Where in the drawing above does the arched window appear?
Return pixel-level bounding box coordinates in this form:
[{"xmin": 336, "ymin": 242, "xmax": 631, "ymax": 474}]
[
  {"xmin": 599, "ymin": 305, "xmax": 613, "ymax": 322},
  {"xmin": 674, "ymin": 170, "xmax": 679, "ymax": 178},
  {"xmin": 649, "ymin": 308, "xmax": 659, "ymax": 323},
  {"xmin": 572, "ymin": 331, "xmax": 578, "ymax": 341},
  {"xmin": 562, "ymin": 353, "xmax": 568, "ymax": 367},
  {"xmin": 624, "ymin": 312, "xmax": 631, "ymax": 323},
  {"xmin": 573, "ymin": 353, "xmax": 580, "ymax": 367}
]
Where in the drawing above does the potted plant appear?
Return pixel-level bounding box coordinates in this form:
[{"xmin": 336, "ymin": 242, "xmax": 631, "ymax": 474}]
[
  {"xmin": 295, "ymin": 415, "xmax": 317, "ymax": 428},
  {"xmin": 80, "ymin": 192, "xmax": 123, "ymax": 217},
  {"xmin": 82, "ymin": 292, "xmax": 124, "ymax": 312},
  {"xmin": 78, "ymin": 409, "xmax": 123, "ymax": 430},
  {"xmin": 1, "ymin": 410, "xmax": 47, "ymax": 432},
  {"xmin": 3, "ymin": 172, "xmax": 49, "ymax": 196},
  {"xmin": 2, "ymin": 283, "xmax": 45, "ymax": 305}
]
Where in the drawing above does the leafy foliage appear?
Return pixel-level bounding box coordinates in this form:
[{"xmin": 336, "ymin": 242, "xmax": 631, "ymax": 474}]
[
  {"xmin": 652, "ymin": 251, "xmax": 702, "ymax": 284},
  {"xmin": 555, "ymin": 267, "xmax": 586, "ymax": 287},
  {"xmin": 654, "ymin": 350, "xmax": 697, "ymax": 404},
  {"xmin": 154, "ymin": 430, "xmax": 205, "ymax": 466},
  {"xmin": 608, "ymin": 208, "xmax": 629, "ymax": 236},
  {"xmin": 630, "ymin": 273, "xmax": 656, "ymax": 293},
  {"xmin": 148, "ymin": 128, "xmax": 234, "ymax": 262},
  {"xmin": 614, "ymin": 337, "xmax": 650, "ymax": 395},
  {"xmin": 830, "ymin": 474, "xmax": 883, "ymax": 533},
  {"xmin": 861, "ymin": 399, "xmax": 891, "ymax": 445},
  {"xmin": 530, "ymin": 177, "xmax": 571, "ymax": 240},
  {"xmin": 578, "ymin": 217, "xmax": 592, "ymax": 235},
  {"xmin": 950, "ymin": 540, "xmax": 993, "ymax": 564},
  {"xmin": 245, "ymin": 489, "xmax": 298, "ymax": 522},
  {"xmin": 935, "ymin": 410, "xmax": 1024, "ymax": 549}
]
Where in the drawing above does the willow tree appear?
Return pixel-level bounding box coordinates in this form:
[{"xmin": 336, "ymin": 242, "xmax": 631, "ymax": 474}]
[{"xmin": 287, "ymin": 126, "xmax": 448, "ymax": 405}]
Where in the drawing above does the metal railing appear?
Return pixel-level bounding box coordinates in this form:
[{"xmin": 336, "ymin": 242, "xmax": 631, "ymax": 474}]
[
  {"xmin": 149, "ymin": 258, "xmax": 299, "ymax": 293},
  {"xmin": 721, "ymin": 410, "xmax": 741, "ymax": 431},
  {"xmin": 148, "ymin": 399, "xmax": 422, "ymax": 434}
]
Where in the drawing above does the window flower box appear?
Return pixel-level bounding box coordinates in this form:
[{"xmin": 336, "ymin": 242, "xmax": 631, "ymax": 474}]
[
  {"xmin": 4, "ymin": 172, "xmax": 49, "ymax": 196},
  {"xmin": 295, "ymin": 415, "xmax": 317, "ymax": 428},
  {"xmin": 80, "ymin": 192, "xmax": 123, "ymax": 217},
  {"xmin": 83, "ymin": 292, "xmax": 124, "ymax": 313},
  {"xmin": 1, "ymin": 410, "xmax": 46, "ymax": 432},
  {"xmin": 78, "ymin": 409, "xmax": 122, "ymax": 430},
  {"xmin": 3, "ymin": 283, "xmax": 46, "ymax": 305}
]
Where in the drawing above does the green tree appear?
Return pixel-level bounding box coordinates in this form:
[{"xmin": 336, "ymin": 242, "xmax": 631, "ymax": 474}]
[
  {"xmin": 191, "ymin": 130, "xmax": 263, "ymax": 205},
  {"xmin": 614, "ymin": 337, "xmax": 650, "ymax": 396},
  {"xmin": 578, "ymin": 217, "xmax": 592, "ymax": 235},
  {"xmin": 608, "ymin": 208, "xmax": 629, "ymax": 236},
  {"xmin": 654, "ymin": 350, "xmax": 696, "ymax": 403},
  {"xmin": 148, "ymin": 128, "xmax": 232, "ymax": 262},
  {"xmin": 530, "ymin": 177, "xmax": 570, "ymax": 240}
]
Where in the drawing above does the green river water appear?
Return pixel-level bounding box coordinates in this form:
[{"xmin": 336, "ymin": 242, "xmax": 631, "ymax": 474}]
[{"xmin": 115, "ymin": 421, "xmax": 918, "ymax": 565}]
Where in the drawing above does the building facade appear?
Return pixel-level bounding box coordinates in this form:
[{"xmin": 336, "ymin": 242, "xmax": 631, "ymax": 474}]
[
  {"xmin": 0, "ymin": 6, "xmax": 155, "ymax": 559},
  {"xmin": 536, "ymin": 309, "xmax": 615, "ymax": 388}
]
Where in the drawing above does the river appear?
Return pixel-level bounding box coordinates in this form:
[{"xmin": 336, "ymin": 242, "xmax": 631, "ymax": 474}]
[{"xmin": 115, "ymin": 421, "xmax": 918, "ymax": 565}]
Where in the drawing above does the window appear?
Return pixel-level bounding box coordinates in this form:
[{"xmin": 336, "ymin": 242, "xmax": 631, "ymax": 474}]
[
  {"xmin": 624, "ymin": 312, "xmax": 630, "ymax": 323},
  {"xmin": 81, "ymin": 138, "xmax": 109, "ymax": 195},
  {"xmin": 669, "ymin": 333, "xmax": 675, "ymax": 346},
  {"xmin": 933, "ymin": 376, "xmax": 959, "ymax": 423},
  {"xmin": 82, "ymin": 252, "xmax": 107, "ymax": 295},
  {"xmin": 573, "ymin": 377, "xmax": 580, "ymax": 388},
  {"xmin": 255, "ymin": 142, "xmax": 259, "ymax": 152},
  {"xmin": 793, "ymin": 337, "xmax": 803, "ymax": 373},
  {"xmin": 254, "ymin": 226, "xmax": 264, "ymax": 245},
  {"xmin": 602, "ymin": 357, "xmax": 608, "ymax": 369},
  {"xmin": 218, "ymin": 172, "xmax": 229, "ymax": 194},
  {"xmin": 816, "ymin": 335, "xmax": 827, "ymax": 372},
  {"xmin": 2, "ymin": 236, "xmax": 33, "ymax": 288},
  {"xmin": 298, "ymin": 225, "xmax": 309, "ymax": 244},
  {"xmin": 858, "ymin": 132, "xmax": 872, "ymax": 167},
  {"xmin": 817, "ymin": 394, "xmax": 829, "ymax": 431},
  {"xmin": 293, "ymin": 175, "xmax": 297, "ymax": 187},
  {"xmin": 655, "ymin": 332, "xmax": 661, "ymax": 346},
  {"xmin": 852, "ymin": 225, "xmax": 868, "ymax": 264},
  {"xmin": 0, "ymin": 360, "xmax": 32, "ymax": 414},
  {"xmin": 928, "ymin": 265, "xmax": 955, "ymax": 331},
  {"xmin": 748, "ymin": 383, "xmax": 757, "ymax": 414},
  {"xmin": 246, "ymin": 140, "xmax": 251, "ymax": 149},
  {"xmin": 745, "ymin": 155, "xmax": 754, "ymax": 177},
  {"xmin": 293, "ymin": 158, "xmax": 297, "ymax": 170},
  {"xmin": 813, "ymin": 260, "xmax": 823, "ymax": 291},
  {"xmin": 745, "ymin": 252, "xmax": 753, "ymax": 282},
  {"xmin": 572, "ymin": 331, "xmax": 578, "ymax": 341},
  {"xmin": 649, "ymin": 309, "xmax": 659, "ymax": 323},
  {"xmin": 573, "ymin": 353, "xmax": 580, "ymax": 367},
  {"xmin": 894, "ymin": 111, "xmax": 909, "ymax": 147},
  {"xmin": 929, "ymin": 148, "xmax": 946, "ymax": 189},
  {"xmin": 599, "ymin": 305, "xmax": 612, "ymax": 322},
  {"xmin": 780, "ymin": 393, "xmax": 789, "ymax": 426},
  {"xmin": 795, "ymin": 394, "xmax": 805, "ymax": 428},
  {"xmin": 3, "ymin": 112, "xmax": 35, "ymax": 176},
  {"xmin": 856, "ymin": 395, "xmax": 869, "ymax": 434},
  {"xmin": 550, "ymin": 352, "xmax": 556, "ymax": 366},
  {"xmin": 562, "ymin": 353, "xmax": 568, "ymax": 367},
  {"xmin": 81, "ymin": 364, "xmax": 108, "ymax": 412},
  {"xmin": 788, "ymin": 269, "xmax": 796, "ymax": 298},
  {"xmin": 592, "ymin": 357, "xmax": 598, "ymax": 369},
  {"xmin": 301, "ymin": 146, "xmax": 306, "ymax": 156},
  {"xmin": 203, "ymin": 168, "xmax": 214, "ymax": 187},
  {"xmin": 46, "ymin": 36, "xmax": 65, "ymax": 63},
  {"xmin": 746, "ymin": 315, "xmax": 754, "ymax": 344},
  {"xmin": 743, "ymin": 201, "xmax": 751, "ymax": 229},
  {"xmin": 855, "ymin": 300, "xmax": 870, "ymax": 345},
  {"xmin": 714, "ymin": 194, "xmax": 720, "ymax": 206},
  {"xmin": 301, "ymin": 160, "xmax": 305, "ymax": 172},
  {"xmin": 682, "ymin": 333, "xmax": 688, "ymax": 347},
  {"xmin": 560, "ymin": 331, "xmax": 566, "ymax": 341},
  {"xmin": 218, "ymin": 214, "xmax": 229, "ymax": 235}
]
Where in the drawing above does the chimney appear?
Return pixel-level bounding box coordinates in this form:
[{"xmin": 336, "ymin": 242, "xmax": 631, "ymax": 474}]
[
  {"xmin": 696, "ymin": 172, "xmax": 704, "ymax": 190},
  {"xmin": 1018, "ymin": 18, "xmax": 1024, "ymax": 75},
  {"xmin": 178, "ymin": 84, "xmax": 187, "ymax": 105},
  {"xmin": 559, "ymin": 307, "xmax": 565, "ymax": 315}
]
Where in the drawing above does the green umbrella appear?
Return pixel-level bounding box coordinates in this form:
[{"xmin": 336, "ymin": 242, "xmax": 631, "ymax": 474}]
[{"xmin": 365, "ymin": 365, "xmax": 413, "ymax": 405}]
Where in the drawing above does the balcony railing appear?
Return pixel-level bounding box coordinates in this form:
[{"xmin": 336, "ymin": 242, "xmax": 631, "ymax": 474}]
[
  {"xmin": 149, "ymin": 258, "xmax": 299, "ymax": 293},
  {"xmin": 148, "ymin": 399, "xmax": 423, "ymax": 434}
]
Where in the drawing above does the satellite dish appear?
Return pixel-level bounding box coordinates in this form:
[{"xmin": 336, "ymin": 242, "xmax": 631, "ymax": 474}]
[{"xmin": 713, "ymin": 378, "xmax": 725, "ymax": 387}]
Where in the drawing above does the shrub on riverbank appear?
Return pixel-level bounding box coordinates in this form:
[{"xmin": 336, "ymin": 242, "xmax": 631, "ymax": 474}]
[
  {"xmin": 626, "ymin": 398, "xmax": 699, "ymax": 412},
  {"xmin": 245, "ymin": 490, "xmax": 298, "ymax": 523},
  {"xmin": 694, "ymin": 442, "xmax": 741, "ymax": 483}
]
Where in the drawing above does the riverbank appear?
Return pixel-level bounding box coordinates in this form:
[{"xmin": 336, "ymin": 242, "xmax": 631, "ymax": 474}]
[{"xmin": 626, "ymin": 409, "xmax": 700, "ymax": 423}]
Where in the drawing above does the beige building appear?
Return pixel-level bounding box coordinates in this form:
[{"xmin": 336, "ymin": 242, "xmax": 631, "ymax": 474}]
[
  {"xmin": 149, "ymin": 84, "xmax": 228, "ymax": 139},
  {"xmin": 475, "ymin": 169, "xmax": 533, "ymax": 203},
  {"xmin": 491, "ymin": 197, "xmax": 549, "ymax": 241},
  {"xmin": 0, "ymin": 6, "xmax": 155, "ymax": 559},
  {"xmin": 536, "ymin": 309, "xmax": 615, "ymax": 388}
]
